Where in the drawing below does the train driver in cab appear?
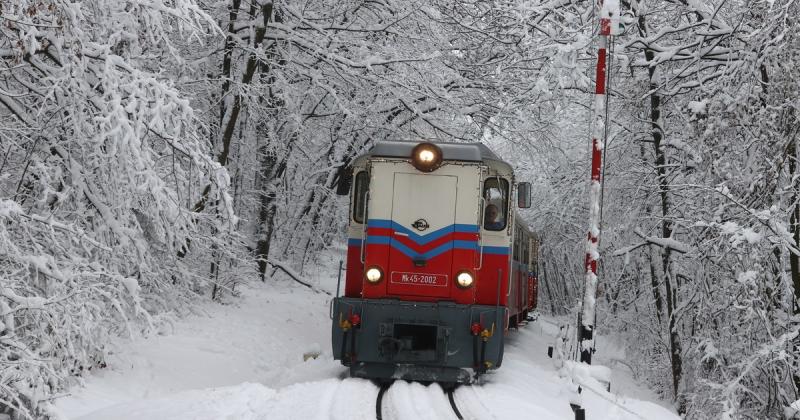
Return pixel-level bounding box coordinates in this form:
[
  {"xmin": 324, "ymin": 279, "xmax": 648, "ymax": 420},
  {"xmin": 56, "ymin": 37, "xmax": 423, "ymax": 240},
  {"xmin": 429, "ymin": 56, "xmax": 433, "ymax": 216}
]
[{"xmin": 484, "ymin": 204, "xmax": 505, "ymax": 230}]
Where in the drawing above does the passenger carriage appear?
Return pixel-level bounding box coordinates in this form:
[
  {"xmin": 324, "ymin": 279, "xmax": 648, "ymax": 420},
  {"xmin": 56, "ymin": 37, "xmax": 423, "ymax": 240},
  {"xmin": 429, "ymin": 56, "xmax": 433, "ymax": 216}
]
[{"xmin": 331, "ymin": 141, "xmax": 538, "ymax": 383}]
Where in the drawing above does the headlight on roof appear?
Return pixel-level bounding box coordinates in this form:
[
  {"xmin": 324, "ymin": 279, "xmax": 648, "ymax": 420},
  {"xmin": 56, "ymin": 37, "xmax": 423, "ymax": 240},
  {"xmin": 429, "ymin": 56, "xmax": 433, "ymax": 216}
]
[{"xmin": 411, "ymin": 142, "xmax": 443, "ymax": 172}]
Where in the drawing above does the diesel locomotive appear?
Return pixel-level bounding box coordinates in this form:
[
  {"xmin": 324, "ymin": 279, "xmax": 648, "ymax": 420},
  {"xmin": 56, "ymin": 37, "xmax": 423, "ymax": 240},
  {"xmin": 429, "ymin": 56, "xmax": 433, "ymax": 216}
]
[{"xmin": 331, "ymin": 141, "xmax": 539, "ymax": 384}]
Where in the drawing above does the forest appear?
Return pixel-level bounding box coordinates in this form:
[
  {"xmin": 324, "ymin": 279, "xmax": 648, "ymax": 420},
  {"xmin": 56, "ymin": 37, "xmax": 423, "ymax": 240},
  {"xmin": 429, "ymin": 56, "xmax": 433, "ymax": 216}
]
[{"xmin": 1, "ymin": 0, "xmax": 799, "ymax": 419}]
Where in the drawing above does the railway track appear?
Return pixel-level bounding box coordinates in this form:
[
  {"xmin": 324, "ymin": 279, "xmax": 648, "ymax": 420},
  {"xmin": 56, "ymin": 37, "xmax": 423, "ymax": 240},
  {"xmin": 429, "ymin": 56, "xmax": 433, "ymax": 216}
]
[
  {"xmin": 375, "ymin": 381, "xmax": 465, "ymax": 420},
  {"xmin": 446, "ymin": 388, "xmax": 465, "ymax": 420},
  {"xmin": 375, "ymin": 383, "xmax": 390, "ymax": 420}
]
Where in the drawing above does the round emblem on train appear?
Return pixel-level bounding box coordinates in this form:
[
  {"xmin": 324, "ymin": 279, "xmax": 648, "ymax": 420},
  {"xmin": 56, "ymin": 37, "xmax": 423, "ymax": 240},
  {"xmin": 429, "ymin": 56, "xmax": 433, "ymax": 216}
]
[{"xmin": 411, "ymin": 218, "xmax": 430, "ymax": 231}]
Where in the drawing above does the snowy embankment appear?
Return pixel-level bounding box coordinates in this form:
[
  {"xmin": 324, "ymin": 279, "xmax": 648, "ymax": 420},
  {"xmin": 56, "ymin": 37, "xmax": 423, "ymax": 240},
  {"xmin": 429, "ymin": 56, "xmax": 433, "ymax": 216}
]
[{"xmin": 54, "ymin": 266, "xmax": 679, "ymax": 420}]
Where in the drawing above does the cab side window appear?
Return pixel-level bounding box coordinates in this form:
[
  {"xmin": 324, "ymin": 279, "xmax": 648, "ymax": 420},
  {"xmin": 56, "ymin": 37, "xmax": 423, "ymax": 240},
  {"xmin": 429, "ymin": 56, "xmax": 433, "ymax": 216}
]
[
  {"xmin": 483, "ymin": 178, "xmax": 509, "ymax": 231},
  {"xmin": 352, "ymin": 171, "xmax": 369, "ymax": 224}
]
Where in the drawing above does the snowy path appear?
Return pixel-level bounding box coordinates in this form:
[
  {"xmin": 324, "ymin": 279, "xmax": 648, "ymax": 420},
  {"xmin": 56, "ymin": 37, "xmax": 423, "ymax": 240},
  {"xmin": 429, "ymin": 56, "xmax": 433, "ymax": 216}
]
[{"xmin": 54, "ymin": 279, "xmax": 680, "ymax": 420}]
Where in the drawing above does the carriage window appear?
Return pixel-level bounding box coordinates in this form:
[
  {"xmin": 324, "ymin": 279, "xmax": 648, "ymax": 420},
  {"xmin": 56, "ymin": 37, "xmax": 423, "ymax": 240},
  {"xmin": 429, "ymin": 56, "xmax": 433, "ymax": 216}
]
[
  {"xmin": 512, "ymin": 230, "xmax": 518, "ymax": 260},
  {"xmin": 523, "ymin": 235, "xmax": 529, "ymax": 265},
  {"xmin": 482, "ymin": 178, "xmax": 509, "ymax": 231},
  {"xmin": 352, "ymin": 171, "xmax": 369, "ymax": 224}
]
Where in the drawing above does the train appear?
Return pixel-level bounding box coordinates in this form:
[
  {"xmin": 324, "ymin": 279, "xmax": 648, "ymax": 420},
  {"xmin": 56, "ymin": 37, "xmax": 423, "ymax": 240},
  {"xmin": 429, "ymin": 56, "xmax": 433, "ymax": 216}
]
[{"xmin": 331, "ymin": 141, "xmax": 539, "ymax": 384}]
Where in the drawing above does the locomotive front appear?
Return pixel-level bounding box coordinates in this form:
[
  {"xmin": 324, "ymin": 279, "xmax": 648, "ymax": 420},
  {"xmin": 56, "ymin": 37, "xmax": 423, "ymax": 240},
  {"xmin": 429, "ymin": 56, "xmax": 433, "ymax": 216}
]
[{"xmin": 331, "ymin": 141, "xmax": 529, "ymax": 383}]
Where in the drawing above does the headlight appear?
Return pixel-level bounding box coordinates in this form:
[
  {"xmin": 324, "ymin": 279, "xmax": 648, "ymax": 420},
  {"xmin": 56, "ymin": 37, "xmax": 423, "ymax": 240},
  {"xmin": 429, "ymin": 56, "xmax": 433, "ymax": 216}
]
[
  {"xmin": 419, "ymin": 149, "xmax": 435, "ymax": 162},
  {"xmin": 410, "ymin": 142, "xmax": 443, "ymax": 172},
  {"xmin": 365, "ymin": 266, "xmax": 383, "ymax": 284},
  {"xmin": 456, "ymin": 271, "xmax": 474, "ymax": 288}
]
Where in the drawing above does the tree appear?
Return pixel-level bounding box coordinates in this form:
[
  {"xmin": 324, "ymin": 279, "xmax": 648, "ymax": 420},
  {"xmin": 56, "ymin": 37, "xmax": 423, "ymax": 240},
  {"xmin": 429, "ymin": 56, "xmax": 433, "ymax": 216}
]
[{"xmin": 0, "ymin": 1, "xmax": 237, "ymax": 417}]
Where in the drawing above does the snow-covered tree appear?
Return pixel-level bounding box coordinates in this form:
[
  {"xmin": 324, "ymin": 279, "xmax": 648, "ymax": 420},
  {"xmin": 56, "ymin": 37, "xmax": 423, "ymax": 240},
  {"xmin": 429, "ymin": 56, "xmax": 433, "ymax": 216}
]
[{"xmin": 0, "ymin": 1, "xmax": 240, "ymax": 417}]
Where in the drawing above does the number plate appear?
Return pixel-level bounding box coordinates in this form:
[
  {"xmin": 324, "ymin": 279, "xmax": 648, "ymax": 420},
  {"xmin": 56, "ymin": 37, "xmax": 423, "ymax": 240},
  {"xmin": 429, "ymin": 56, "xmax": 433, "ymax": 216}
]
[{"xmin": 390, "ymin": 272, "xmax": 448, "ymax": 287}]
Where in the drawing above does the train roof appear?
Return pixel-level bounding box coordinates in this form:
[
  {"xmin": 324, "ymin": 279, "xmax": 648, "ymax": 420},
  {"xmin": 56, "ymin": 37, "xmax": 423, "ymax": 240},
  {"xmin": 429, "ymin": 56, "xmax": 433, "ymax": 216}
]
[{"xmin": 355, "ymin": 141, "xmax": 513, "ymax": 174}]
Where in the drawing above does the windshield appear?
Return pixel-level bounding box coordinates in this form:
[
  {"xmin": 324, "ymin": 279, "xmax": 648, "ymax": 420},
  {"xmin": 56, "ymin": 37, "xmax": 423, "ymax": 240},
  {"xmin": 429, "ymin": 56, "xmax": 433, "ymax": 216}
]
[
  {"xmin": 352, "ymin": 171, "xmax": 369, "ymax": 224},
  {"xmin": 482, "ymin": 178, "xmax": 508, "ymax": 231}
]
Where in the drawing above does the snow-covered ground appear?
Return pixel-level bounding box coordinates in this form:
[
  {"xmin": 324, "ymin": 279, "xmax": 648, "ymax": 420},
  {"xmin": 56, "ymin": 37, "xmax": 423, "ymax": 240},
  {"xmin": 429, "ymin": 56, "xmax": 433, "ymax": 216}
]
[{"xmin": 54, "ymin": 263, "xmax": 680, "ymax": 420}]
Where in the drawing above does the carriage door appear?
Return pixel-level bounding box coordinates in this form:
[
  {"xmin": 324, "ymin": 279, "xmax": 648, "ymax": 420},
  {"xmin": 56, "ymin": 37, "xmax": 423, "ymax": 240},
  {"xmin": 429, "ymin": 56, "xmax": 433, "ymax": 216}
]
[{"xmin": 388, "ymin": 173, "xmax": 457, "ymax": 298}]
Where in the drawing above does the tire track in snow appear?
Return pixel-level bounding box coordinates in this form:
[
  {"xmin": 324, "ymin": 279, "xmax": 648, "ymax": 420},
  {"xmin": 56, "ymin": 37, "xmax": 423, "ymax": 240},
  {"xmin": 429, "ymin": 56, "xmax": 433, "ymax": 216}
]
[
  {"xmin": 380, "ymin": 381, "xmax": 460, "ymax": 420},
  {"xmin": 453, "ymin": 384, "xmax": 497, "ymax": 420},
  {"xmin": 380, "ymin": 382, "xmax": 399, "ymax": 420},
  {"xmin": 329, "ymin": 379, "xmax": 378, "ymax": 420},
  {"xmin": 410, "ymin": 382, "xmax": 456, "ymax": 420},
  {"xmin": 396, "ymin": 382, "xmax": 426, "ymax": 419}
]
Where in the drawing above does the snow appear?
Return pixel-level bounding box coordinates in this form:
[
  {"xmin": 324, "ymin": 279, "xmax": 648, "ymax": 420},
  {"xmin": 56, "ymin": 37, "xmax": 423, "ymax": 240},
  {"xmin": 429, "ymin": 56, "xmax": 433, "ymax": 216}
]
[
  {"xmin": 55, "ymin": 281, "xmax": 339, "ymax": 419},
  {"xmin": 0, "ymin": 199, "xmax": 22, "ymax": 217},
  {"xmin": 687, "ymin": 99, "xmax": 708, "ymax": 115},
  {"xmin": 641, "ymin": 235, "xmax": 690, "ymax": 254},
  {"xmin": 600, "ymin": 0, "xmax": 622, "ymax": 35},
  {"xmin": 719, "ymin": 221, "xmax": 739, "ymax": 235},
  {"xmin": 67, "ymin": 384, "xmax": 277, "ymax": 420},
  {"xmin": 739, "ymin": 228, "xmax": 762, "ymax": 244},
  {"xmin": 54, "ymin": 272, "xmax": 680, "ymax": 420},
  {"xmin": 737, "ymin": 271, "xmax": 758, "ymax": 285},
  {"xmin": 664, "ymin": 137, "xmax": 702, "ymax": 164},
  {"xmin": 707, "ymin": 221, "xmax": 763, "ymax": 247},
  {"xmin": 582, "ymin": 270, "xmax": 598, "ymax": 326},
  {"xmin": 119, "ymin": 277, "xmax": 141, "ymax": 297}
]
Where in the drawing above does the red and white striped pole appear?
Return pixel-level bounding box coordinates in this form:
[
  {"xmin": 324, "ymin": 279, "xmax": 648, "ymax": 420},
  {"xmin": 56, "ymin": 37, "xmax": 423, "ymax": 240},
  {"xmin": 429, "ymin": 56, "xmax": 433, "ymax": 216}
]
[{"xmin": 579, "ymin": 0, "xmax": 619, "ymax": 365}]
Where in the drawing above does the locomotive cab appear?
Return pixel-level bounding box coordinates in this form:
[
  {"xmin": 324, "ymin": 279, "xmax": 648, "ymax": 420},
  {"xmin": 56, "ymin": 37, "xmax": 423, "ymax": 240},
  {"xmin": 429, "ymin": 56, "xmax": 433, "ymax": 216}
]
[{"xmin": 331, "ymin": 141, "xmax": 535, "ymax": 383}]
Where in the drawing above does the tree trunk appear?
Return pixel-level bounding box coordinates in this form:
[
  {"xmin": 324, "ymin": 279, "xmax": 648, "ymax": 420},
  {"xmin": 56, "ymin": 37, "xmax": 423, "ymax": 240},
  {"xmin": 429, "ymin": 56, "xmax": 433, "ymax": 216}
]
[
  {"xmin": 641, "ymin": 141, "xmax": 665, "ymax": 325},
  {"xmin": 255, "ymin": 149, "xmax": 278, "ymax": 281},
  {"xmin": 788, "ymin": 133, "xmax": 800, "ymax": 396},
  {"xmin": 640, "ymin": 13, "xmax": 683, "ymax": 405},
  {"xmin": 789, "ymin": 142, "xmax": 800, "ymax": 314},
  {"xmin": 252, "ymin": 5, "xmax": 293, "ymax": 281},
  {"xmin": 255, "ymin": 135, "xmax": 294, "ymax": 281}
]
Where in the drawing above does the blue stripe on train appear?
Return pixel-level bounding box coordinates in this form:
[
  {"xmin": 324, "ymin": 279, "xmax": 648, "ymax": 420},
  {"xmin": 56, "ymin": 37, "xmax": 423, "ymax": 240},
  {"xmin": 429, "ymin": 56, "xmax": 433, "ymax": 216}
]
[
  {"xmin": 366, "ymin": 219, "xmax": 478, "ymax": 245},
  {"xmin": 482, "ymin": 246, "xmax": 510, "ymax": 256},
  {"xmin": 350, "ymin": 219, "xmax": 507, "ymax": 259},
  {"xmin": 348, "ymin": 236, "xmax": 509, "ymax": 259},
  {"xmin": 365, "ymin": 236, "xmax": 477, "ymax": 260}
]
